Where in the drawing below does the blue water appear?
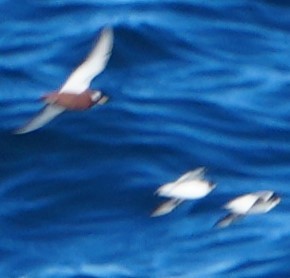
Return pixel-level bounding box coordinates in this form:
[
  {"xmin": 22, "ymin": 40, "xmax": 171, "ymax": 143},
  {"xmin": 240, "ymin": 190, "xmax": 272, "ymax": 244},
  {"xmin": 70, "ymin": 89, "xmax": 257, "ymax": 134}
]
[{"xmin": 1, "ymin": 0, "xmax": 290, "ymax": 277}]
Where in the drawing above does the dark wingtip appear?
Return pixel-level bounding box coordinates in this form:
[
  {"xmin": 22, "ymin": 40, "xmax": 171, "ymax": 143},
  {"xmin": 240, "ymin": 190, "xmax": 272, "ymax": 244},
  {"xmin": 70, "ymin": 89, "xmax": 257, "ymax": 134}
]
[
  {"xmin": 12, "ymin": 126, "xmax": 25, "ymax": 135},
  {"xmin": 213, "ymin": 213, "xmax": 243, "ymax": 228},
  {"xmin": 13, "ymin": 127, "xmax": 29, "ymax": 135}
]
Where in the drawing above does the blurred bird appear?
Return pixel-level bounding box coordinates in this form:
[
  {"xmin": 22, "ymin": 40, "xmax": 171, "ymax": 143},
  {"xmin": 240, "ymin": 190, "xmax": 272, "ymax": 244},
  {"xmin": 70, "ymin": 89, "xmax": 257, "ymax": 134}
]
[
  {"xmin": 215, "ymin": 191, "xmax": 281, "ymax": 228},
  {"xmin": 14, "ymin": 27, "xmax": 113, "ymax": 134},
  {"xmin": 151, "ymin": 167, "xmax": 216, "ymax": 217}
]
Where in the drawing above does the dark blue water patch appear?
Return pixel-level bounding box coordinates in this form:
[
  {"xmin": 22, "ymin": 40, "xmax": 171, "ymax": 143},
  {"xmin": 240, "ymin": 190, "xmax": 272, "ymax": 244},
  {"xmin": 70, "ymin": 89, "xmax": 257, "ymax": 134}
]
[
  {"xmin": 70, "ymin": 275, "xmax": 97, "ymax": 278},
  {"xmin": 227, "ymin": 255, "xmax": 290, "ymax": 277}
]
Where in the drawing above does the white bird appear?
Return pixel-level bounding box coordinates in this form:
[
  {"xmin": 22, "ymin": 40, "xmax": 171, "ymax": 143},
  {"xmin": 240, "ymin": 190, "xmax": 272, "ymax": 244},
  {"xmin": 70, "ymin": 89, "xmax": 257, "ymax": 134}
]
[
  {"xmin": 151, "ymin": 168, "xmax": 216, "ymax": 217},
  {"xmin": 215, "ymin": 191, "xmax": 281, "ymax": 228},
  {"xmin": 14, "ymin": 27, "xmax": 113, "ymax": 134}
]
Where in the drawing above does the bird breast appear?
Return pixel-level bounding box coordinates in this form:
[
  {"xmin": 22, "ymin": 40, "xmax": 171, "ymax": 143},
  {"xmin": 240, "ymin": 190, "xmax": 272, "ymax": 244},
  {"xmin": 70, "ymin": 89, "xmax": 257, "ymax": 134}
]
[
  {"xmin": 159, "ymin": 180, "xmax": 211, "ymax": 199},
  {"xmin": 224, "ymin": 195, "xmax": 259, "ymax": 214},
  {"xmin": 55, "ymin": 91, "xmax": 94, "ymax": 110}
]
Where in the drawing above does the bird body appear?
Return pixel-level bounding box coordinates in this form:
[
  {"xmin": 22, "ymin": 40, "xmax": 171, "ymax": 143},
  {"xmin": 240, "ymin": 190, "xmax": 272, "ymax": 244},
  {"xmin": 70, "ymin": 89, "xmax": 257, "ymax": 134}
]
[
  {"xmin": 215, "ymin": 191, "xmax": 280, "ymax": 228},
  {"xmin": 152, "ymin": 168, "xmax": 216, "ymax": 217},
  {"xmin": 41, "ymin": 89, "xmax": 107, "ymax": 110},
  {"xmin": 157, "ymin": 179, "xmax": 214, "ymax": 199},
  {"xmin": 155, "ymin": 167, "xmax": 215, "ymax": 200}
]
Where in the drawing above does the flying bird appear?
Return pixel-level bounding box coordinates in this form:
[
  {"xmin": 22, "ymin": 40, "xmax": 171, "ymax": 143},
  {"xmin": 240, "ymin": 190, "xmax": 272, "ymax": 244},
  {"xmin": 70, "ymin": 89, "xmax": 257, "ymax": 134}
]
[
  {"xmin": 14, "ymin": 27, "xmax": 113, "ymax": 134},
  {"xmin": 151, "ymin": 167, "xmax": 216, "ymax": 217},
  {"xmin": 214, "ymin": 190, "xmax": 281, "ymax": 228}
]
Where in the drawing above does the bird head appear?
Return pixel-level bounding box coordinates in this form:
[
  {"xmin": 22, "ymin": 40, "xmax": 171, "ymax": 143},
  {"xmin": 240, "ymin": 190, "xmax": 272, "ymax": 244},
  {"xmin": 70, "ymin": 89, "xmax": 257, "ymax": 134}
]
[
  {"xmin": 91, "ymin": 90, "xmax": 109, "ymax": 105},
  {"xmin": 269, "ymin": 193, "xmax": 281, "ymax": 205},
  {"xmin": 208, "ymin": 181, "xmax": 217, "ymax": 191}
]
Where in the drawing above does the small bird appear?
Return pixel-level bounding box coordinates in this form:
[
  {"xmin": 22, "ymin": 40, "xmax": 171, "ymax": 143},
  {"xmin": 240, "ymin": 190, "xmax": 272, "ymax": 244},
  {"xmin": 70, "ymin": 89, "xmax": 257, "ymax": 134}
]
[
  {"xmin": 151, "ymin": 167, "xmax": 216, "ymax": 217},
  {"xmin": 14, "ymin": 27, "xmax": 113, "ymax": 134},
  {"xmin": 215, "ymin": 191, "xmax": 281, "ymax": 228}
]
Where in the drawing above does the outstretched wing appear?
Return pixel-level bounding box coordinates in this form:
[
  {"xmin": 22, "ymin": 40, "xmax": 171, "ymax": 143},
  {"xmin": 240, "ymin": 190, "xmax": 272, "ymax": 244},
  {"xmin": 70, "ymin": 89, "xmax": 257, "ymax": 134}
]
[
  {"xmin": 214, "ymin": 213, "xmax": 243, "ymax": 228},
  {"xmin": 252, "ymin": 191, "xmax": 274, "ymax": 201},
  {"xmin": 14, "ymin": 104, "xmax": 65, "ymax": 134},
  {"xmin": 151, "ymin": 198, "xmax": 184, "ymax": 217},
  {"xmin": 60, "ymin": 27, "xmax": 114, "ymax": 94},
  {"xmin": 176, "ymin": 167, "xmax": 206, "ymax": 184}
]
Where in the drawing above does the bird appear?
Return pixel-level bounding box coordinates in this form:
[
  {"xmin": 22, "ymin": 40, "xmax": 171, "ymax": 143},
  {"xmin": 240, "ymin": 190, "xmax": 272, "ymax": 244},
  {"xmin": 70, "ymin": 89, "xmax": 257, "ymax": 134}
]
[
  {"xmin": 14, "ymin": 27, "xmax": 113, "ymax": 134},
  {"xmin": 214, "ymin": 191, "xmax": 281, "ymax": 228},
  {"xmin": 151, "ymin": 167, "xmax": 216, "ymax": 217}
]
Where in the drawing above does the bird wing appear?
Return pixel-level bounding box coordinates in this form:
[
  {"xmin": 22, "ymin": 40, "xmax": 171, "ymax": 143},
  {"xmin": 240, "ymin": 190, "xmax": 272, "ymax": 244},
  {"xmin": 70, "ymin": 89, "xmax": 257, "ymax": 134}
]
[
  {"xmin": 151, "ymin": 199, "xmax": 183, "ymax": 217},
  {"xmin": 60, "ymin": 27, "xmax": 114, "ymax": 94},
  {"xmin": 214, "ymin": 213, "xmax": 243, "ymax": 228},
  {"xmin": 176, "ymin": 167, "xmax": 206, "ymax": 184},
  {"xmin": 14, "ymin": 104, "xmax": 65, "ymax": 134},
  {"xmin": 252, "ymin": 191, "xmax": 274, "ymax": 201}
]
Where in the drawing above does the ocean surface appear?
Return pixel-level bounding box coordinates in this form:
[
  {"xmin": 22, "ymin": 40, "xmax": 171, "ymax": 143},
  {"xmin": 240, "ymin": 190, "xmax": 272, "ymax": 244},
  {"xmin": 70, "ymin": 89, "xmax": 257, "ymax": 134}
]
[{"xmin": 1, "ymin": 0, "xmax": 290, "ymax": 277}]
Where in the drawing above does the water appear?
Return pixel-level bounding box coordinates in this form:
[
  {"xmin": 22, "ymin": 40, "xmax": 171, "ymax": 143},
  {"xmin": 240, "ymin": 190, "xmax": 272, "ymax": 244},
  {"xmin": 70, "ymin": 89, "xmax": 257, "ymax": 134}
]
[{"xmin": 1, "ymin": 0, "xmax": 290, "ymax": 277}]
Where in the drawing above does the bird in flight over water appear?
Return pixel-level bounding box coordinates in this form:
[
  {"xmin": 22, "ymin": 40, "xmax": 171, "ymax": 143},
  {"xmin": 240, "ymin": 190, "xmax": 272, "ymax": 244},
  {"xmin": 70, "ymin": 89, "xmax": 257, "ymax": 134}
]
[
  {"xmin": 214, "ymin": 190, "xmax": 281, "ymax": 228},
  {"xmin": 151, "ymin": 167, "xmax": 216, "ymax": 217},
  {"xmin": 14, "ymin": 27, "xmax": 113, "ymax": 134}
]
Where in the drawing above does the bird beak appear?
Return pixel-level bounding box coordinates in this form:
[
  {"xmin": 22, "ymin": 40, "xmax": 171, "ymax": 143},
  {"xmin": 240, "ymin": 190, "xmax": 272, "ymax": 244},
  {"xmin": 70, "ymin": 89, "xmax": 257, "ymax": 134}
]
[
  {"xmin": 98, "ymin": 95, "xmax": 109, "ymax": 105},
  {"xmin": 209, "ymin": 182, "xmax": 216, "ymax": 190},
  {"xmin": 272, "ymin": 195, "xmax": 281, "ymax": 204}
]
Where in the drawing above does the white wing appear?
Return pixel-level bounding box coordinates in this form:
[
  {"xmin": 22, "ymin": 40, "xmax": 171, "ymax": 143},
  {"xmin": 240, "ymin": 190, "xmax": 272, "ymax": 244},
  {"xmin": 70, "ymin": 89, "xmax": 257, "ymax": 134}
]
[
  {"xmin": 60, "ymin": 27, "xmax": 114, "ymax": 94},
  {"xmin": 14, "ymin": 105, "xmax": 65, "ymax": 134},
  {"xmin": 176, "ymin": 167, "xmax": 206, "ymax": 184},
  {"xmin": 252, "ymin": 191, "xmax": 274, "ymax": 201}
]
